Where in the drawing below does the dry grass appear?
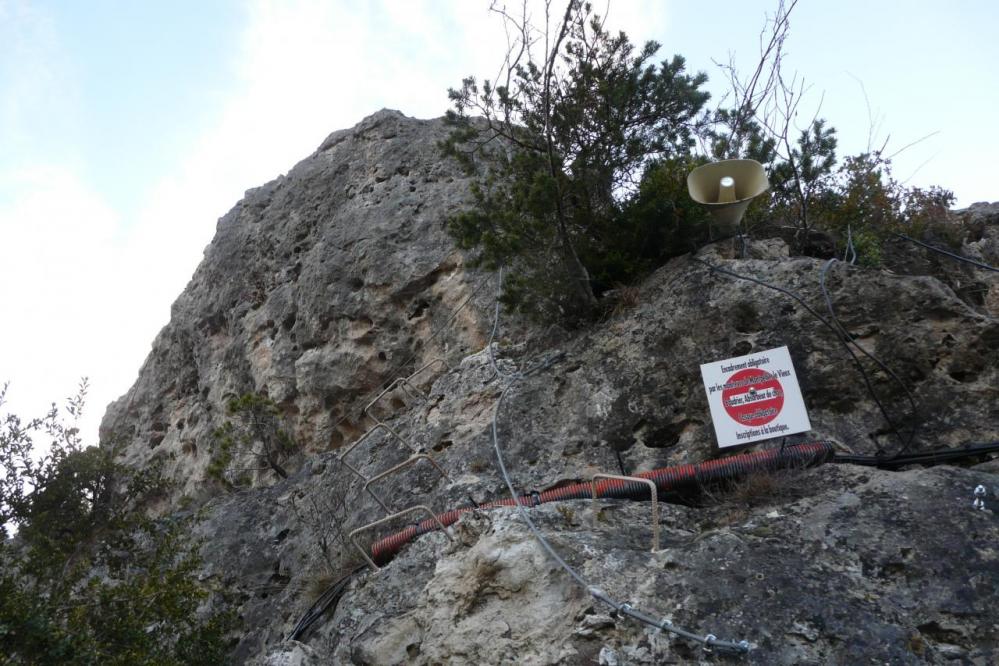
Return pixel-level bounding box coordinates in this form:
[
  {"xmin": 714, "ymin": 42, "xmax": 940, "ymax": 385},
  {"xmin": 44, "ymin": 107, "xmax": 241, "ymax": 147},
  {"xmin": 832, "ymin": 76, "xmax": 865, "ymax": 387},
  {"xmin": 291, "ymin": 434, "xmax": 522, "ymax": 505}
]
[
  {"xmin": 307, "ymin": 559, "xmax": 364, "ymax": 598},
  {"xmin": 555, "ymin": 504, "xmax": 577, "ymax": 526},
  {"xmin": 601, "ymin": 283, "xmax": 643, "ymax": 319},
  {"xmin": 700, "ymin": 466, "xmax": 808, "ymax": 525},
  {"xmin": 614, "ymin": 284, "xmax": 642, "ymax": 310},
  {"xmin": 724, "ymin": 469, "xmax": 793, "ymax": 507}
]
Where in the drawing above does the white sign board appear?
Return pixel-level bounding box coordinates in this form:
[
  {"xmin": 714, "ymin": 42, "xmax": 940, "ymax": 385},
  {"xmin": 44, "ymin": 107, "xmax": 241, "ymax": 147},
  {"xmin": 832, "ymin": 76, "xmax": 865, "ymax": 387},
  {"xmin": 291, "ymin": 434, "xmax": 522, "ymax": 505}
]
[{"xmin": 700, "ymin": 345, "xmax": 811, "ymax": 448}]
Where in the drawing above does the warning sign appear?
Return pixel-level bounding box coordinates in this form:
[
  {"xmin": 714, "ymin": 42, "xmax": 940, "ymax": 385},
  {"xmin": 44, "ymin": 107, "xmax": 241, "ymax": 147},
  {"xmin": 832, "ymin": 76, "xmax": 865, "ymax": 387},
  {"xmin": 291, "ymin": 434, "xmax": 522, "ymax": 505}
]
[{"xmin": 700, "ymin": 346, "xmax": 810, "ymax": 448}]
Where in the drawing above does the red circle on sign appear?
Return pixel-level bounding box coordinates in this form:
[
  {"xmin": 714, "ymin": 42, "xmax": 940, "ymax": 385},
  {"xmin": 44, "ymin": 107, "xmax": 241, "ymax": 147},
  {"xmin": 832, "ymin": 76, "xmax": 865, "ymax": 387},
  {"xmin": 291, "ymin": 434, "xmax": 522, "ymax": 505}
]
[{"xmin": 721, "ymin": 368, "xmax": 784, "ymax": 427}]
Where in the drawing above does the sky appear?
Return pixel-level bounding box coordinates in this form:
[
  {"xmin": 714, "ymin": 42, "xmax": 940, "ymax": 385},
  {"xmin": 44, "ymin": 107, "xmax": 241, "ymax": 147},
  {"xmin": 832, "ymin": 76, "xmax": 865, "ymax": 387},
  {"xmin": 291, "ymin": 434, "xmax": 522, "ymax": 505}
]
[{"xmin": 1, "ymin": 0, "xmax": 996, "ymax": 444}]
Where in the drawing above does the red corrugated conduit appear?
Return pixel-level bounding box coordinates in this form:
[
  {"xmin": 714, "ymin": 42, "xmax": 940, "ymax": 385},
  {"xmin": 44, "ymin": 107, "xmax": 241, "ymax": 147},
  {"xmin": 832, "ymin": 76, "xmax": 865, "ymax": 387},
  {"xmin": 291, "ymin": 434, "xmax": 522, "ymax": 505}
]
[{"xmin": 369, "ymin": 441, "xmax": 834, "ymax": 565}]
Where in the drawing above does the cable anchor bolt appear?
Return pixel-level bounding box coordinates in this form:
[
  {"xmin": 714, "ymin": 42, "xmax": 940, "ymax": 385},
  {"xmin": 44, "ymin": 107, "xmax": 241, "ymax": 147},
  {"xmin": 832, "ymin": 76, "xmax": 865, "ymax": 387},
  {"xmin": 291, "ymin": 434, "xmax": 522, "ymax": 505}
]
[{"xmin": 973, "ymin": 484, "xmax": 987, "ymax": 511}]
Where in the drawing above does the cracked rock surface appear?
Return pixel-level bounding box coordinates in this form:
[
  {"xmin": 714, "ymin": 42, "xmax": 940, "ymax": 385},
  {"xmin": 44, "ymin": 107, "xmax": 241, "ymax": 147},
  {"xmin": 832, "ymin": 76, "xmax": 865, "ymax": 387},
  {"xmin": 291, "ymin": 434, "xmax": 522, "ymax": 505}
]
[
  {"xmin": 101, "ymin": 111, "xmax": 999, "ymax": 664},
  {"xmin": 100, "ymin": 110, "xmax": 496, "ymax": 503},
  {"xmin": 311, "ymin": 463, "xmax": 999, "ymax": 665}
]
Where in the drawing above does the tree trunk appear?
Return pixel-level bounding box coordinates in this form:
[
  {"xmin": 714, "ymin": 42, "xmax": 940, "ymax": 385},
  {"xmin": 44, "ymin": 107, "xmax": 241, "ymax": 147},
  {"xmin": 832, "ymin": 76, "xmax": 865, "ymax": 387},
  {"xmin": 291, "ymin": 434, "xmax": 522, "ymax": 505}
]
[{"xmin": 543, "ymin": 0, "xmax": 598, "ymax": 315}]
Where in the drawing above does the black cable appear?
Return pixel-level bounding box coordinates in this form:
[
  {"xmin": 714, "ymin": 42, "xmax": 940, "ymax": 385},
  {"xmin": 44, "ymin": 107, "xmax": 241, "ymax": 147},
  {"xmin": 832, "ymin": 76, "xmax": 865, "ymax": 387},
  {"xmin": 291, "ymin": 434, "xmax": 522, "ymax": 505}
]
[
  {"xmin": 819, "ymin": 259, "xmax": 920, "ymax": 458},
  {"xmin": 691, "ymin": 256, "xmax": 837, "ymax": 330},
  {"xmin": 834, "ymin": 441, "xmax": 999, "ymax": 470},
  {"xmin": 615, "ymin": 450, "xmax": 628, "ymax": 476},
  {"xmin": 287, "ymin": 564, "xmax": 365, "ymax": 642},
  {"xmin": 488, "ymin": 268, "xmax": 750, "ymax": 654},
  {"xmin": 692, "ymin": 256, "xmax": 913, "ymax": 459},
  {"xmin": 894, "ymin": 233, "xmax": 999, "ymax": 272}
]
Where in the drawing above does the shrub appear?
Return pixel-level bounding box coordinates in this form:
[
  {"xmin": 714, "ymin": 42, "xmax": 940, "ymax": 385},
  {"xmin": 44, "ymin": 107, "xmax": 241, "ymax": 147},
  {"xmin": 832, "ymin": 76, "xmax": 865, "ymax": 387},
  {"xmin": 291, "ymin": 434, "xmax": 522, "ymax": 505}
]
[
  {"xmin": 443, "ymin": 1, "xmax": 709, "ymax": 323},
  {"xmin": 805, "ymin": 153, "xmax": 956, "ymax": 263},
  {"xmin": 209, "ymin": 393, "xmax": 298, "ymax": 487},
  {"xmin": 0, "ymin": 382, "xmax": 234, "ymax": 664}
]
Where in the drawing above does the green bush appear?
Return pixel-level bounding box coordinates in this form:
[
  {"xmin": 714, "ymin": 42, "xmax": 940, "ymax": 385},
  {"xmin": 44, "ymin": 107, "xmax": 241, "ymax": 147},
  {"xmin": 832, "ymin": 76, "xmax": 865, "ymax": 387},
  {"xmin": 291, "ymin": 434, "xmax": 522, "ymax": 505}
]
[
  {"xmin": 2, "ymin": 520, "xmax": 235, "ymax": 666},
  {"xmin": 801, "ymin": 153, "xmax": 956, "ymax": 263},
  {"xmin": 1, "ymin": 382, "xmax": 234, "ymax": 665},
  {"xmin": 209, "ymin": 393, "xmax": 297, "ymax": 487},
  {"xmin": 443, "ymin": 1, "xmax": 709, "ymax": 324},
  {"xmin": 582, "ymin": 155, "xmax": 711, "ymax": 293},
  {"xmin": 443, "ymin": 2, "xmax": 957, "ymax": 315}
]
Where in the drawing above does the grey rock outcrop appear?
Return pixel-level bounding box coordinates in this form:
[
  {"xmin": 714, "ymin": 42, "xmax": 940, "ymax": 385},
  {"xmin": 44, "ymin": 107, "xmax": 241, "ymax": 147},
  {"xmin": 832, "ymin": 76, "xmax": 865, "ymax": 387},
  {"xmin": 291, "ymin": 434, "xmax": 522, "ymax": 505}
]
[
  {"xmin": 315, "ymin": 463, "xmax": 999, "ymax": 665},
  {"xmin": 882, "ymin": 201, "xmax": 999, "ymax": 317},
  {"xmin": 102, "ymin": 111, "xmax": 999, "ymax": 664},
  {"xmin": 101, "ymin": 110, "xmax": 495, "ymax": 502}
]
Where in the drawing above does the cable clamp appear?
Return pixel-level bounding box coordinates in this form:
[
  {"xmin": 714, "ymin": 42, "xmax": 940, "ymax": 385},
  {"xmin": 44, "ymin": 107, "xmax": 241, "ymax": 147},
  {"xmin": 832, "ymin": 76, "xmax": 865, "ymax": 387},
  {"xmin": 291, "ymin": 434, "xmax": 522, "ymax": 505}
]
[
  {"xmin": 702, "ymin": 634, "xmax": 717, "ymax": 653},
  {"xmin": 587, "ymin": 586, "xmax": 611, "ymax": 605},
  {"xmin": 973, "ymin": 484, "xmax": 987, "ymax": 511},
  {"xmin": 713, "ymin": 637, "xmax": 751, "ymax": 656}
]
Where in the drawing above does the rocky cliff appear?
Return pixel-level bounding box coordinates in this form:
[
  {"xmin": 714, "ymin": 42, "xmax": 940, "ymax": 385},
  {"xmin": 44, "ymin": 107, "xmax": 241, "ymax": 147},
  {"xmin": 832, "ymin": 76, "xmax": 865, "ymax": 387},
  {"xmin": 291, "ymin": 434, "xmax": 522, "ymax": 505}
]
[
  {"xmin": 102, "ymin": 111, "xmax": 999, "ymax": 664},
  {"xmin": 101, "ymin": 110, "xmax": 495, "ymax": 503}
]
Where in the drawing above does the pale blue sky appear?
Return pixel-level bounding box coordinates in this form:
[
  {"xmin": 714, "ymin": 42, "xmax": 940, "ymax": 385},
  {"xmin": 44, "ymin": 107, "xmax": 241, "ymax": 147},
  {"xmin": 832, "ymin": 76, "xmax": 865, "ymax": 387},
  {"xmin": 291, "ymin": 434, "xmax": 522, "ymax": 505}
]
[{"xmin": 1, "ymin": 0, "xmax": 996, "ymax": 443}]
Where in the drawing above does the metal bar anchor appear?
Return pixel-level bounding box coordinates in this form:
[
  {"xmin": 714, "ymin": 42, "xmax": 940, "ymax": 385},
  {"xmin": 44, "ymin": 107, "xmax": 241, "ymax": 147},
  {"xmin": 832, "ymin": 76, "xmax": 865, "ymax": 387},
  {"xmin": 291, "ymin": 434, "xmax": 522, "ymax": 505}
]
[
  {"xmin": 362, "ymin": 358, "xmax": 450, "ymax": 422},
  {"xmin": 405, "ymin": 357, "xmax": 449, "ymax": 386},
  {"xmin": 590, "ymin": 473, "xmax": 660, "ymax": 552},
  {"xmin": 338, "ymin": 422, "xmax": 417, "ymax": 482},
  {"xmin": 364, "ymin": 377, "xmax": 426, "ymax": 420},
  {"xmin": 363, "ymin": 453, "xmax": 449, "ymax": 514},
  {"xmin": 350, "ymin": 504, "xmax": 453, "ymax": 571}
]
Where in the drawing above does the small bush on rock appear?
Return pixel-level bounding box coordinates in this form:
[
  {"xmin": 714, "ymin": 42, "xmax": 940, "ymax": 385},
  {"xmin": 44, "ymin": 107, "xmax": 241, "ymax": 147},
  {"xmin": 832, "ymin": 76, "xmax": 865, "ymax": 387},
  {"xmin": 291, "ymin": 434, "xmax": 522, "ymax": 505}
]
[
  {"xmin": 0, "ymin": 381, "xmax": 234, "ymax": 665},
  {"xmin": 209, "ymin": 393, "xmax": 298, "ymax": 487}
]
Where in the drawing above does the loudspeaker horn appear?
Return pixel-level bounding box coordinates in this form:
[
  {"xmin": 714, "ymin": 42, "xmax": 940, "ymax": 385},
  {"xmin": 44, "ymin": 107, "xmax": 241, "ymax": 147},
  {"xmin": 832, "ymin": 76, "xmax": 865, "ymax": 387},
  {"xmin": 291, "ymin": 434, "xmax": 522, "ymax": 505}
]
[{"xmin": 687, "ymin": 159, "xmax": 770, "ymax": 234}]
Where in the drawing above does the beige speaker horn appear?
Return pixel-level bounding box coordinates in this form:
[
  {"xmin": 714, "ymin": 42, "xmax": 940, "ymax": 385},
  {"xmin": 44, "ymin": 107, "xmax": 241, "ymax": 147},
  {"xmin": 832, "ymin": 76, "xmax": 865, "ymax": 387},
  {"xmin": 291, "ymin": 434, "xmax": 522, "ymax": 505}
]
[{"xmin": 687, "ymin": 159, "xmax": 770, "ymax": 234}]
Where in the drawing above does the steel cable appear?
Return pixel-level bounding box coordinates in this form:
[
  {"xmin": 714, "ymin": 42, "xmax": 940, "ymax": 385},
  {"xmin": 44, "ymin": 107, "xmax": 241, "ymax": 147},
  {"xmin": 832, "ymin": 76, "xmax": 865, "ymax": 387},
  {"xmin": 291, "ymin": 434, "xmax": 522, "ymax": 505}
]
[
  {"xmin": 692, "ymin": 255, "xmax": 914, "ymax": 458},
  {"xmin": 480, "ymin": 269, "xmax": 751, "ymax": 655},
  {"xmin": 819, "ymin": 259, "xmax": 919, "ymax": 457},
  {"xmin": 486, "ymin": 267, "xmax": 515, "ymax": 381},
  {"xmin": 291, "ymin": 242, "xmax": 995, "ymax": 648},
  {"xmin": 894, "ymin": 233, "xmax": 999, "ymax": 272}
]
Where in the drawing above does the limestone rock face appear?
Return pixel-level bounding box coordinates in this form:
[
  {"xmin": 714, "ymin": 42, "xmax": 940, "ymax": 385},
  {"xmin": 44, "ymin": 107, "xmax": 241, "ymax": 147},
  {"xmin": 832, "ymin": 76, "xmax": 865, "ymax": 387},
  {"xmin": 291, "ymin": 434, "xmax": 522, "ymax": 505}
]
[
  {"xmin": 199, "ymin": 239, "xmax": 998, "ymax": 664},
  {"xmin": 101, "ymin": 110, "xmax": 999, "ymax": 664},
  {"xmin": 315, "ymin": 463, "xmax": 999, "ymax": 665},
  {"xmin": 882, "ymin": 201, "xmax": 999, "ymax": 318},
  {"xmin": 100, "ymin": 110, "xmax": 493, "ymax": 501}
]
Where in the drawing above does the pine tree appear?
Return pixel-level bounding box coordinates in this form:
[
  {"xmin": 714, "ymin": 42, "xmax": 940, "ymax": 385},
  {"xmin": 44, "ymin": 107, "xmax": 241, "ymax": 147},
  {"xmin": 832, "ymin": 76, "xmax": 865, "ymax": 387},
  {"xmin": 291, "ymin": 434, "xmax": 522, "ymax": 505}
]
[{"xmin": 442, "ymin": 0, "xmax": 709, "ymax": 322}]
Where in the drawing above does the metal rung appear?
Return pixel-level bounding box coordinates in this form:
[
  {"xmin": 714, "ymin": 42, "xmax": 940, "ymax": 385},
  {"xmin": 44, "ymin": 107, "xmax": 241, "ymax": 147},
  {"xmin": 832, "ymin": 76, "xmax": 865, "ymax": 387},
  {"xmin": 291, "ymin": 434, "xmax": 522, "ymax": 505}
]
[
  {"xmin": 338, "ymin": 422, "xmax": 417, "ymax": 481},
  {"xmin": 350, "ymin": 504, "xmax": 453, "ymax": 571},
  {"xmin": 364, "ymin": 377, "xmax": 426, "ymax": 420},
  {"xmin": 363, "ymin": 358, "xmax": 450, "ymax": 422},
  {"xmin": 591, "ymin": 473, "xmax": 660, "ymax": 552},
  {"xmin": 362, "ymin": 453, "xmax": 449, "ymax": 513},
  {"xmin": 406, "ymin": 357, "xmax": 449, "ymax": 386}
]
